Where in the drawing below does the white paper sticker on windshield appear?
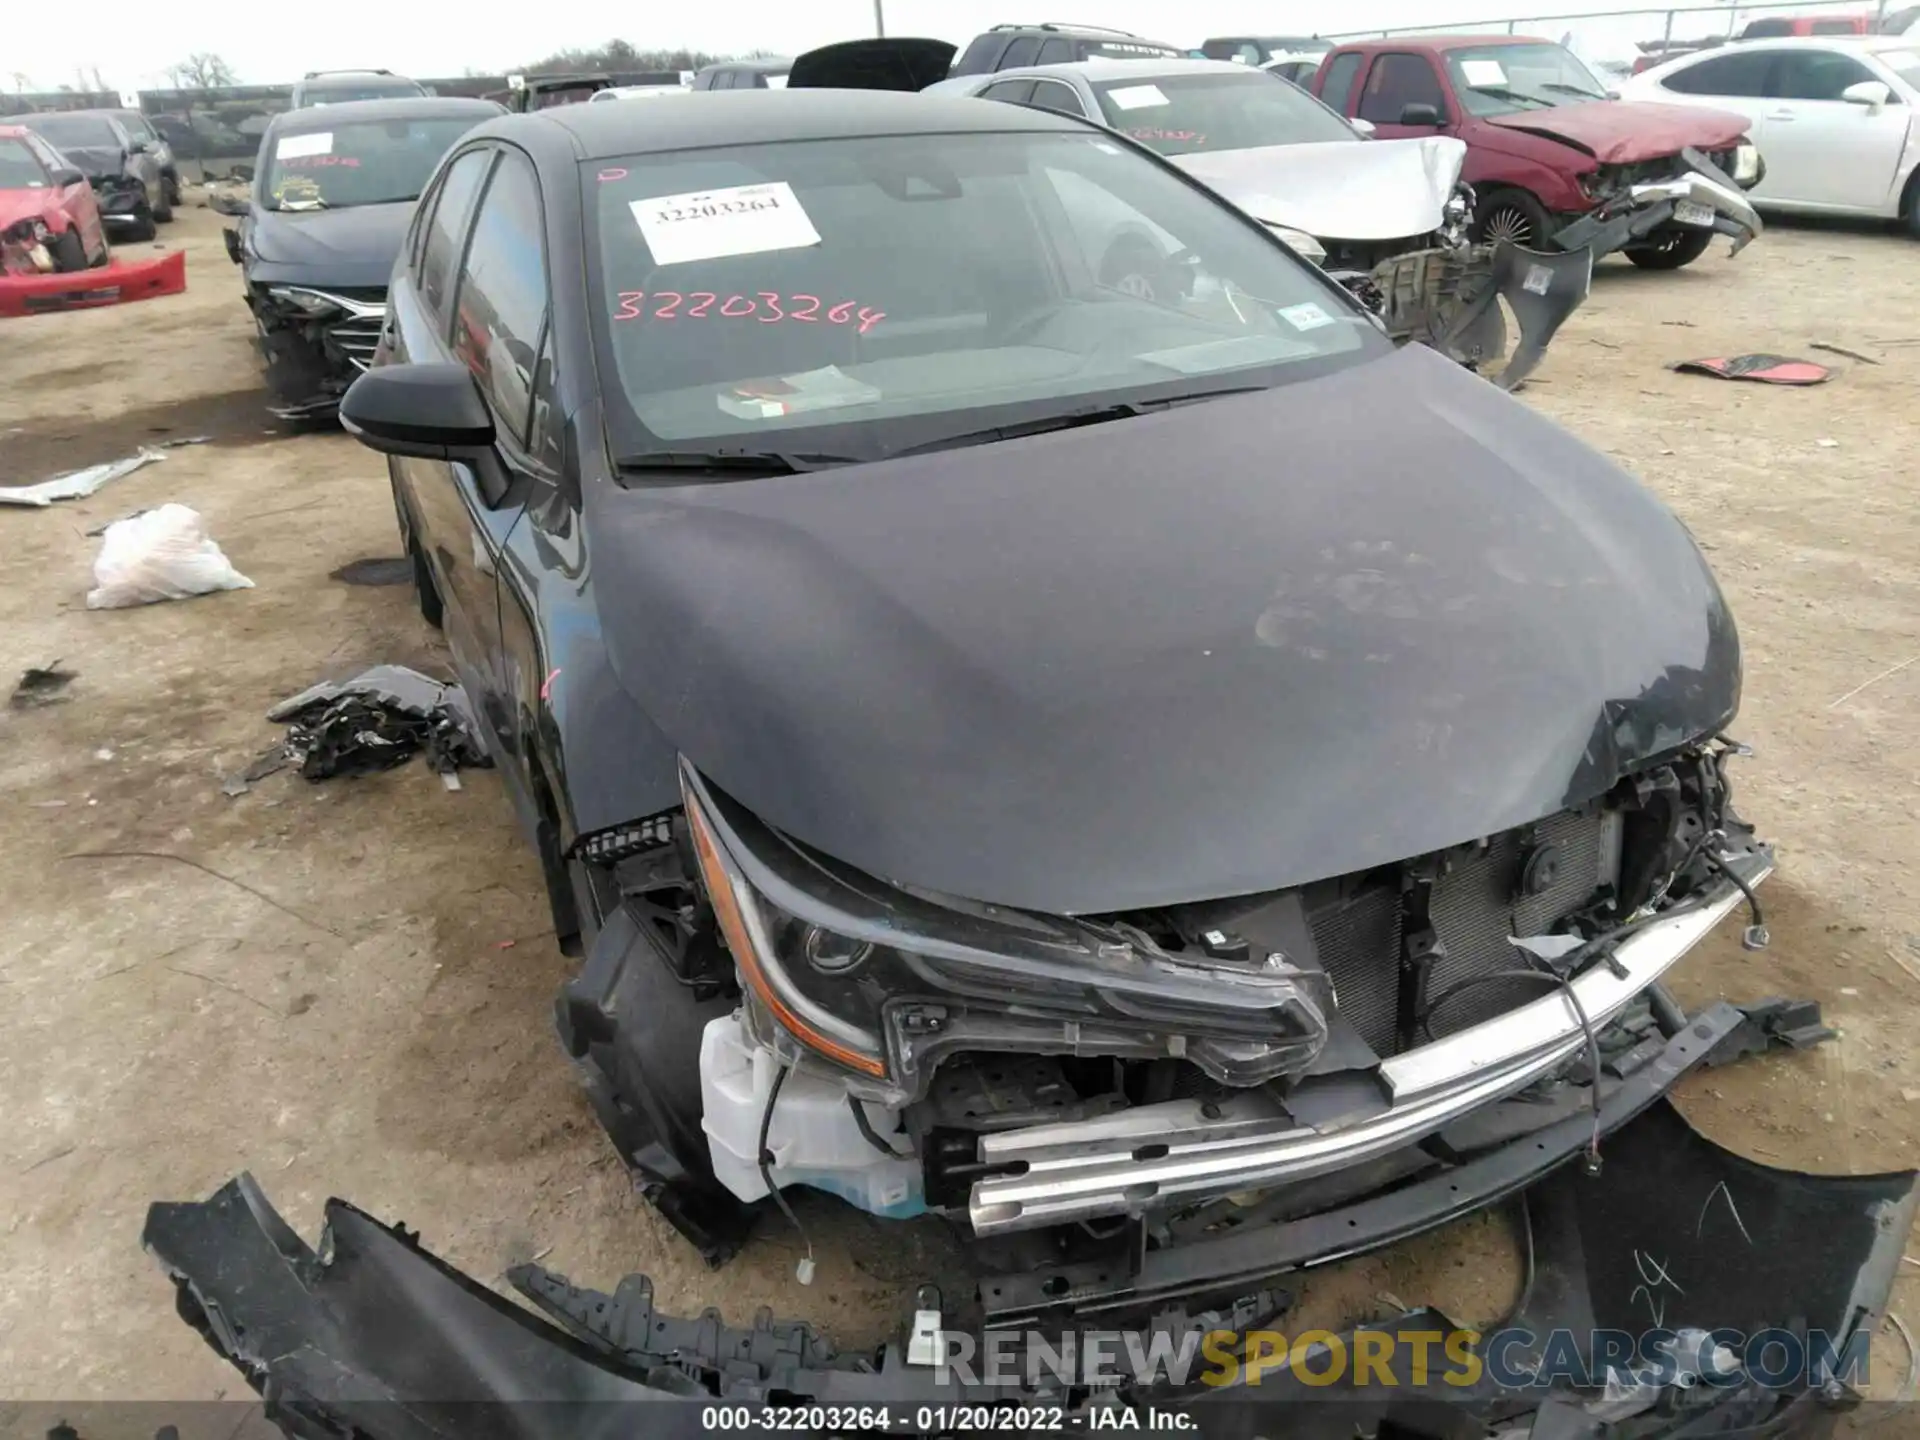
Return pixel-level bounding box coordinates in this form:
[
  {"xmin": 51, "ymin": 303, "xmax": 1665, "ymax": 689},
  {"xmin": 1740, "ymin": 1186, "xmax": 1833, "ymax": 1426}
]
[
  {"xmin": 1459, "ymin": 59, "xmax": 1508, "ymax": 86},
  {"xmin": 630, "ymin": 181, "xmax": 822, "ymax": 266},
  {"xmin": 1106, "ymin": 83, "xmax": 1170, "ymax": 110},
  {"xmin": 1278, "ymin": 302, "xmax": 1335, "ymax": 332},
  {"xmin": 277, "ymin": 132, "xmax": 334, "ymax": 158}
]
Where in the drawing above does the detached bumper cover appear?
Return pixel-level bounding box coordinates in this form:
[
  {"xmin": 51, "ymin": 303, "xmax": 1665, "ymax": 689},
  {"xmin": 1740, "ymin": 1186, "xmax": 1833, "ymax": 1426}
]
[
  {"xmin": 0, "ymin": 251, "xmax": 186, "ymax": 320},
  {"xmin": 140, "ymin": 994, "xmax": 1910, "ymax": 1437}
]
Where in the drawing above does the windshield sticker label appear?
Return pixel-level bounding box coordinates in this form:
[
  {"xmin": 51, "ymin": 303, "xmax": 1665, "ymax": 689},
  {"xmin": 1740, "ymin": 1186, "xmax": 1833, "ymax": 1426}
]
[
  {"xmin": 1106, "ymin": 84, "xmax": 1170, "ymax": 110},
  {"xmin": 277, "ymin": 132, "xmax": 334, "ymax": 159},
  {"xmin": 1278, "ymin": 302, "xmax": 1336, "ymax": 331},
  {"xmin": 630, "ymin": 181, "xmax": 821, "ymax": 266},
  {"xmin": 613, "ymin": 290, "xmax": 885, "ymax": 333},
  {"xmin": 719, "ymin": 365, "xmax": 881, "ymax": 420},
  {"xmin": 280, "ymin": 154, "xmax": 360, "ymax": 169},
  {"xmin": 1128, "ymin": 127, "xmax": 1206, "ymax": 145},
  {"xmin": 1459, "ymin": 59, "xmax": 1508, "ymax": 86}
]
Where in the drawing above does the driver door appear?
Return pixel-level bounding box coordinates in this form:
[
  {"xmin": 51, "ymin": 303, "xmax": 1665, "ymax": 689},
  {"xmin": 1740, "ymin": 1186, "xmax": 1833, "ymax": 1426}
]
[
  {"xmin": 1759, "ymin": 48, "xmax": 1910, "ymax": 210},
  {"xmin": 1355, "ymin": 52, "xmax": 1455, "ymax": 139}
]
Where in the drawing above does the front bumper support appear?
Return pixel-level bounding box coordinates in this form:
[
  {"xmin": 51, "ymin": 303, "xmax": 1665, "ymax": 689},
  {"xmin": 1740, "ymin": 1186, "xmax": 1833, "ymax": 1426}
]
[{"xmin": 138, "ymin": 992, "xmax": 1913, "ymax": 1436}]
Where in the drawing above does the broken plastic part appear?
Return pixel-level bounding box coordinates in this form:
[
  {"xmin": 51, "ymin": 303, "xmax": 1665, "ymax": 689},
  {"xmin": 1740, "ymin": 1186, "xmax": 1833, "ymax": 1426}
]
[{"xmin": 267, "ymin": 664, "xmax": 491, "ymax": 781}]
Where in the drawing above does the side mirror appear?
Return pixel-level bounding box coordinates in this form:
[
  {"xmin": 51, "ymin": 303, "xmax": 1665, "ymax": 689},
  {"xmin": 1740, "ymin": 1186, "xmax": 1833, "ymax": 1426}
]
[
  {"xmin": 49, "ymin": 165, "xmax": 86, "ymax": 188},
  {"xmin": 1840, "ymin": 79, "xmax": 1893, "ymax": 111},
  {"xmin": 129, "ymin": 138, "xmax": 152, "ymax": 154},
  {"xmin": 1350, "ymin": 116, "xmax": 1378, "ymax": 137},
  {"xmin": 342, "ymin": 364, "xmax": 506, "ymax": 502},
  {"xmin": 1398, "ymin": 102, "xmax": 1444, "ymax": 126},
  {"xmin": 223, "ymin": 227, "xmax": 243, "ymax": 264},
  {"xmin": 230, "ymin": 162, "xmax": 255, "ymax": 183}
]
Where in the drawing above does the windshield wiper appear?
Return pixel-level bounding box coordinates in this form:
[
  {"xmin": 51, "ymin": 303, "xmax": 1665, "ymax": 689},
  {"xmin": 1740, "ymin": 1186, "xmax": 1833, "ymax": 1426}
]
[
  {"xmin": 1471, "ymin": 84, "xmax": 1556, "ymax": 110},
  {"xmin": 1540, "ymin": 81, "xmax": 1607, "ymax": 99},
  {"xmin": 891, "ymin": 383, "xmax": 1272, "ymax": 459},
  {"xmin": 613, "ymin": 449, "xmax": 859, "ymax": 477}
]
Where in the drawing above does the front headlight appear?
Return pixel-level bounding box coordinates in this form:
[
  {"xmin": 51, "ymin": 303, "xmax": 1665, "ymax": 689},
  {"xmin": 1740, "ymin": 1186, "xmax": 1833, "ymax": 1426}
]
[
  {"xmin": 265, "ymin": 285, "xmax": 343, "ymax": 317},
  {"xmin": 1265, "ymin": 223, "xmax": 1328, "ymax": 266},
  {"xmin": 682, "ymin": 763, "xmax": 1332, "ymax": 1096},
  {"xmin": 1733, "ymin": 142, "xmax": 1760, "ymax": 185}
]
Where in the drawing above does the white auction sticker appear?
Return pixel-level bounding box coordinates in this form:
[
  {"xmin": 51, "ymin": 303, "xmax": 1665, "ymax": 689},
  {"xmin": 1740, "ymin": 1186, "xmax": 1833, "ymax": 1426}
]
[
  {"xmin": 1105, "ymin": 83, "xmax": 1170, "ymax": 110},
  {"xmin": 630, "ymin": 181, "xmax": 822, "ymax": 266},
  {"xmin": 1459, "ymin": 59, "xmax": 1507, "ymax": 86},
  {"xmin": 277, "ymin": 132, "xmax": 334, "ymax": 158},
  {"xmin": 1278, "ymin": 302, "xmax": 1335, "ymax": 332}
]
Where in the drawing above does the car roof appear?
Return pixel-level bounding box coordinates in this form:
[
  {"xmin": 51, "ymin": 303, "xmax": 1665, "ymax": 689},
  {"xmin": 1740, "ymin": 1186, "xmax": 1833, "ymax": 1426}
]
[
  {"xmin": 1712, "ymin": 33, "xmax": 1916, "ymax": 51},
  {"xmin": 301, "ymin": 70, "xmax": 411, "ymax": 83},
  {"xmin": 269, "ymin": 96, "xmax": 503, "ymax": 134},
  {"xmin": 1332, "ymin": 34, "xmax": 1557, "ymax": 51},
  {"xmin": 976, "ymin": 56, "xmax": 1260, "ymax": 83},
  {"xmin": 505, "ymin": 88, "xmax": 1085, "ymax": 160},
  {"xmin": 703, "ymin": 57, "xmax": 792, "ymax": 72}
]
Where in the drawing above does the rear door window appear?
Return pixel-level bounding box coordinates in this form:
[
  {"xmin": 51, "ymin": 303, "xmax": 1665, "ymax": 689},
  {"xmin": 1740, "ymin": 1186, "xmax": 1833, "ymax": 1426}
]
[
  {"xmin": 980, "ymin": 79, "xmax": 1038, "ymax": 106},
  {"xmin": 1027, "ymin": 80, "xmax": 1089, "ymax": 116},
  {"xmin": 1000, "ymin": 37, "xmax": 1045, "ymax": 68},
  {"xmin": 1038, "ymin": 39, "xmax": 1073, "ymax": 64}
]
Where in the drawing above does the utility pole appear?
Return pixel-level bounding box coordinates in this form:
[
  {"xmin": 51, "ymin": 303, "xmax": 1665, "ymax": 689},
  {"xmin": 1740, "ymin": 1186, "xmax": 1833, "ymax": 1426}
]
[{"xmin": 874, "ymin": 0, "xmax": 886, "ymax": 36}]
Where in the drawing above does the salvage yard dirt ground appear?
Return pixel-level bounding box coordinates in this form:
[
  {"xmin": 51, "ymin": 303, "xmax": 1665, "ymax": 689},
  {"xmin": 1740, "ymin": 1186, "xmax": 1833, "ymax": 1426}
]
[{"xmin": 2, "ymin": 202, "xmax": 1918, "ymax": 1403}]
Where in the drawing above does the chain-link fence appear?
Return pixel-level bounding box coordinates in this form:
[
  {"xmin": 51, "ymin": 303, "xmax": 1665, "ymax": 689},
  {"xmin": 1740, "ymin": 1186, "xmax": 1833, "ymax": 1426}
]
[{"xmin": 1325, "ymin": 0, "xmax": 1915, "ymax": 77}]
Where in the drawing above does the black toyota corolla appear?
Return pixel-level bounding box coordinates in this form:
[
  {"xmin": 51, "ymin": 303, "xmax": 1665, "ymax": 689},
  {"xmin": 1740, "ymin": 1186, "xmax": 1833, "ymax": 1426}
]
[{"xmin": 332, "ymin": 92, "xmax": 1777, "ymax": 1296}]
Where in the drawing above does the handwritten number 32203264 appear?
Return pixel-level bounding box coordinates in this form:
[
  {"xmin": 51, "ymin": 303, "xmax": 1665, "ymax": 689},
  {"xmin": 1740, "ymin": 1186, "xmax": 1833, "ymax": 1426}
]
[{"xmin": 614, "ymin": 292, "xmax": 886, "ymax": 334}]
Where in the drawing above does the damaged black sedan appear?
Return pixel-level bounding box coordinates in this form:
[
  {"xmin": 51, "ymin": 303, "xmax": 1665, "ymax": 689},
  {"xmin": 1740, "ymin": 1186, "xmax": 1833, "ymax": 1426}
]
[
  {"xmin": 227, "ymin": 96, "xmax": 501, "ymax": 419},
  {"xmin": 328, "ymin": 91, "xmax": 1799, "ymax": 1317}
]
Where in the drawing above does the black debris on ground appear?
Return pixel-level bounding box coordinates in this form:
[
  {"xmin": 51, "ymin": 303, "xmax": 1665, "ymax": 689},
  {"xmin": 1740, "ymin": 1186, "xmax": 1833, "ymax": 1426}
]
[
  {"xmin": 10, "ymin": 662, "xmax": 76, "ymax": 710},
  {"xmin": 328, "ymin": 557, "xmax": 413, "ymax": 587},
  {"xmin": 263, "ymin": 665, "xmax": 492, "ymax": 783}
]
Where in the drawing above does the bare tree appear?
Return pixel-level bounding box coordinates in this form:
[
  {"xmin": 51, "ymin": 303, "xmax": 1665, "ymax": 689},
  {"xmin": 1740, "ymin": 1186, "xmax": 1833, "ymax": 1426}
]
[{"xmin": 166, "ymin": 53, "xmax": 238, "ymax": 90}]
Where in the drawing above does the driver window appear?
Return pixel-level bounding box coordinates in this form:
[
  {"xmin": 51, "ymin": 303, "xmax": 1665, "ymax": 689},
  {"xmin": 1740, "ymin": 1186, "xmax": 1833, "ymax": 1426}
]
[
  {"xmin": 450, "ymin": 150, "xmax": 549, "ymax": 448},
  {"xmin": 1359, "ymin": 53, "xmax": 1447, "ymax": 122}
]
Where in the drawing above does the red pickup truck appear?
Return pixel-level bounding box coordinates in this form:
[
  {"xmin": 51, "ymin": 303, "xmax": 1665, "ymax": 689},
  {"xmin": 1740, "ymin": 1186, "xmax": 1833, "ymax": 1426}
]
[{"xmin": 1311, "ymin": 35, "xmax": 1764, "ymax": 269}]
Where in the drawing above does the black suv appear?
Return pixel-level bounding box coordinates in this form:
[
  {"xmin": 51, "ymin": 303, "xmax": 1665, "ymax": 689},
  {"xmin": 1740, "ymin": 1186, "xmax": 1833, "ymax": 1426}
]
[{"xmin": 949, "ymin": 22, "xmax": 1182, "ymax": 75}]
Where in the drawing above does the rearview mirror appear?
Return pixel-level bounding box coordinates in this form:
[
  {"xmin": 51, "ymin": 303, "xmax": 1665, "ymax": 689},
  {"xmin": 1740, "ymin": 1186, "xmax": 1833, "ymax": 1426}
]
[
  {"xmin": 1398, "ymin": 102, "xmax": 1444, "ymax": 126},
  {"xmin": 48, "ymin": 165, "xmax": 85, "ymax": 188},
  {"xmin": 341, "ymin": 363, "xmax": 497, "ymax": 459},
  {"xmin": 1840, "ymin": 79, "xmax": 1893, "ymax": 110}
]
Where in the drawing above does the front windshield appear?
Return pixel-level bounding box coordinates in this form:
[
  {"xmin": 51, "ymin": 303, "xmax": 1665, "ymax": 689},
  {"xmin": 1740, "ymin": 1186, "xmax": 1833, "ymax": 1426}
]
[
  {"xmin": 589, "ymin": 128, "xmax": 1382, "ymax": 465},
  {"xmin": 263, "ymin": 117, "xmax": 483, "ymax": 210},
  {"xmin": 26, "ymin": 114, "xmax": 117, "ymax": 149},
  {"xmin": 1443, "ymin": 43, "xmax": 1610, "ymax": 115},
  {"xmin": 0, "ymin": 138, "xmax": 48, "ymax": 187},
  {"xmin": 305, "ymin": 81, "xmax": 423, "ymax": 104},
  {"xmin": 1092, "ymin": 72, "xmax": 1358, "ymax": 154}
]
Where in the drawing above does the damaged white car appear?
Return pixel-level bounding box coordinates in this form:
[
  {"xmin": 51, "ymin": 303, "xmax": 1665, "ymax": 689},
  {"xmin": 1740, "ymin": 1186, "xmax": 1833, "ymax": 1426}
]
[{"xmin": 924, "ymin": 56, "xmax": 1594, "ymax": 387}]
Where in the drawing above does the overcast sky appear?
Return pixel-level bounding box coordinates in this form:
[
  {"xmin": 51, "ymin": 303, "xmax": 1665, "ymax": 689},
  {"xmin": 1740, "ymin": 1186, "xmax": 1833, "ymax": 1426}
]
[{"xmin": 9, "ymin": 0, "xmax": 1754, "ymax": 92}]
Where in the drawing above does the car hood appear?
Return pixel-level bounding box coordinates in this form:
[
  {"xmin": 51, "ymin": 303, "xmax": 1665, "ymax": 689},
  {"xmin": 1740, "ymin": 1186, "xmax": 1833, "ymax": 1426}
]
[
  {"xmin": 245, "ymin": 203, "xmax": 411, "ymax": 287},
  {"xmin": 788, "ymin": 37, "xmax": 958, "ymax": 91},
  {"xmin": 0, "ymin": 187, "xmax": 66, "ymax": 231},
  {"xmin": 588, "ymin": 344, "xmax": 1740, "ymax": 915},
  {"xmin": 1485, "ymin": 99, "xmax": 1749, "ymax": 161},
  {"xmin": 1171, "ymin": 135, "xmax": 1466, "ymax": 241}
]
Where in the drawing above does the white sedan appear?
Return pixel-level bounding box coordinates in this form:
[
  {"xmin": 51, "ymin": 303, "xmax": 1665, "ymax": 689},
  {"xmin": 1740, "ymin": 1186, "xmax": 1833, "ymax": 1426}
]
[{"xmin": 1622, "ymin": 36, "xmax": 1920, "ymax": 232}]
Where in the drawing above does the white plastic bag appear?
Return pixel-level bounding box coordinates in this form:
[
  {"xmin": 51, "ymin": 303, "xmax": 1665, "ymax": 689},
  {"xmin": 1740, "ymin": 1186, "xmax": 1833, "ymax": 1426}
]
[{"xmin": 86, "ymin": 503, "xmax": 254, "ymax": 610}]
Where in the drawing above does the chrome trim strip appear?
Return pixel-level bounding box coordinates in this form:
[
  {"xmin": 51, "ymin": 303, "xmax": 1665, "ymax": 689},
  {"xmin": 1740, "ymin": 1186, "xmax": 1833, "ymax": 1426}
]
[{"xmin": 968, "ymin": 860, "xmax": 1769, "ymax": 1235}]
